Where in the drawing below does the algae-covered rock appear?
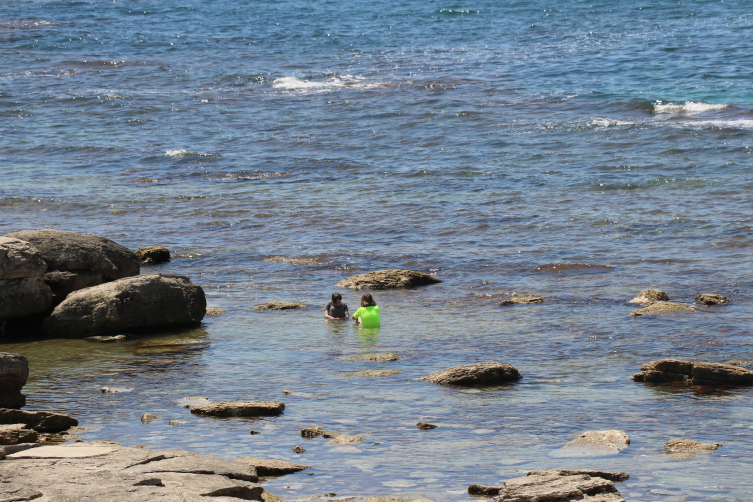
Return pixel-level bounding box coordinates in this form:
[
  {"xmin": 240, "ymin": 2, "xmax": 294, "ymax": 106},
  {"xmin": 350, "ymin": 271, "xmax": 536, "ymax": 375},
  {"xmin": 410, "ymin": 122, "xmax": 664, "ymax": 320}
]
[
  {"xmin": 134, "ymin": 245, "xmax": 170, "ymax": 265},
  {"xmin": 695, "ymin": 293, "xmax": 729, "ymax": 305},
  {"xmin": 252, "ymin": 302, "xmax": 307, "ymax": 310},
  {"xmin": 628, "ymin": 289, "xmax": 669, "ymax": 304},
  {"xmin": 630, "ymin": 301, "xmax": 693, "ymax": 316},
  {"xmin": 497, "ymin": 294, "xmax": 545, "ymax": 306},
  {"xmin": 205, "ymin": 308, "xmax": 226, "ymax": 316},
  {"xmin": 336, "ymin": 270, "xmax": 441, "ymax": 290},
  {"xmin": 420, "ymin": 362, "xmax": 521, "ymax": 387}
]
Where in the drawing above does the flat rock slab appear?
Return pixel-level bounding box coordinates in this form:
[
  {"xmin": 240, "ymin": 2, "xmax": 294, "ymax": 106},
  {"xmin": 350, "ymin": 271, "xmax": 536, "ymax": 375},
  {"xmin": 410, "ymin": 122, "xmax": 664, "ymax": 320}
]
[
  {"xmin": 628, "ymin": 288, "xmax": 669, "ymax": 304},
  {"xmin": 695, "ymin": 293, "xmax": 729, "ymax": 305},
  {"xmin": 336, "ymin": 269, "xmax": 441, "ymax": 290},
  {"xmin": 0, "ymin": 408, "xmax": 78, "ymax": 432},
  {"xmin": 346, "ymin": 369, "xmax": 400, "ymax": 378},
  {"xmin": 632, "ymin": 359, "xmax": 753, "ymax": 385},
  {"xmin": 252, "ymin": 302, "xmax": 307, "ymax": 310},
  {"xmin": 553, "ymin": 430, "xmax": 630, "ymax": 457},
  {"xmin": 328, "ymin": 434, "xmax": 365, "ymax": 445},
  {"xmin": 0, "ymin": 443, "xmax": 262, "ymax": 501},
  {"xmin": 528, "ymin": 470, "xmax": 629, "ymax": 483},
  {"xmin": 665, "ymin": 438, "xmax": 723, "ymax": 459},
  {"xmin": 336, "ymin": 352, "xmax": 400, "ymax": 362},
  {"xmin": 235, "ymin": 456, "xmax": 311, "ymax": 476},
  {"xmin": 7, "ymin": 444, "xmax": 116, "ymax": 458},
  {"xmin": 420, "ymin": 362, "xmax": 521, "ymax": 387},
  {"xmin": 630, "ymin": 301, "xmax": 693, "ymax": 316},
  {"xmin": 190, "ymin": 401, "xmax": 285, "ymax": 417},
  {"xmin": 492, "ymin": 473, "xmax": 625, "ymax": 502}
]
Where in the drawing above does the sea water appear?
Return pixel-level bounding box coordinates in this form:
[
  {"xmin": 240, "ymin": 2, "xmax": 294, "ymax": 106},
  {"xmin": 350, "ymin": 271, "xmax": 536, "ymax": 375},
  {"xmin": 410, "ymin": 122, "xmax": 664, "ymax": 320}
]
[{"xmin": 2, "ymin": 0, "xmax": 753, "ymax": 500}]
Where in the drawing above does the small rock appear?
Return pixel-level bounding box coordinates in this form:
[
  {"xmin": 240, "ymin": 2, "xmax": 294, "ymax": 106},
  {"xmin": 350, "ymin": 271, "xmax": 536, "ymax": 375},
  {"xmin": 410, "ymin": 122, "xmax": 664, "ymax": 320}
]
[
  {"xmin": 300, "ymin": 427, "xmax": 323, "ymax": 438},
  {"xmin": 169, "ymin": 420, "xmax": 189, "ymax": 426},
  {"xmin": 497, "ymin": 294, "xmax": 545, "ymax": 306},
  {"xmin": 99, "ymin": 387, "xmax": 120, "ymax": 394},
  {"xmin": 336, "ymin": 269, "xmax": 442, "ymax": 290},
  {"xmin": 556, "ymin": 430, "xmax": 630, "ymax": 457},
  {"xmin": 726, "ymin": 360, "xmax": 750, "ymax": 366},
  {"xmin": 292, "ymin": 446, "xmax": 306, "ymax": 454},
  {"xmin": 417, "ymin": 422, "xmax": 437, "ymax": 430},
  {"xmin": 420, "ymin": 362, "xmax": 521, "ymax": 387},
  {"xmin": 628, "ymin": 288, "xmax": 669, "ymax": 304},
  {"xmin": 249, "ymin": 430, "xmax": 261, "ymax": 435},
  {"xmin": 190, "ymin": 401, "xmax": 285, "ymax": 417},
  {"xmin": 235, "ymin": 457, "xmax": 311, "ymax": 476},
  {"xmin": 252, "ymin": 302, "xmax": 307, "ymax": 310},
  {"xmin": 665, "ymin": 438, "xmax": 723, "ymax": 455},
  {"xmin": 491, "ymin": 473, "xmax": 625, "ymax": 502},
  {"xmin": 695, "ymin": 293, "xmax": 730, "ymax": 305},
  {"xmin": 134, "ymin": 245, "xmax": 171, "ymax": 265},
  {"xmin": 282, "ymin": 390, "xmax": 293, "ymax": 395},
  {"xmin": 92, "ymin": 440, "xmax": 123, "ymax": 445},
  {"xmin": 630, "ymin": 301, "xmax": 693, "ymax": 316},
  {"xmin": 140, "ymin": 413, "xmax": 158, "ymax": 424},
  {"xmin": 468, "ymin": 484, "xmax": 503, "ymax": 496},
  {"xmin": 205, "ymin": 308, "xmax": 226, "ymax": 316},
  {"xmin": 336, "ymin": 352, "xmax": 400, "ymax": 362},
  {"xmin": 348, "ymin": 369, "xmax": 400, "ymax": 378},
  {"xmin": 84, "ymin": 335, "xmax": 127, "ymax": 342},
  {"xmin": 632, "ymin": 359, "xmax": 753, "ymax": 385}
]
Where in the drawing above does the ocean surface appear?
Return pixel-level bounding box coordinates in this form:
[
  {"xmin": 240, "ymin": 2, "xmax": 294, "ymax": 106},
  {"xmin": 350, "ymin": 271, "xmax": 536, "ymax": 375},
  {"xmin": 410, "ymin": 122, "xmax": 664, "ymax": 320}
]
[{"xmin": 2, "ymin": 0, "xmax": 753, "ymax": 499}]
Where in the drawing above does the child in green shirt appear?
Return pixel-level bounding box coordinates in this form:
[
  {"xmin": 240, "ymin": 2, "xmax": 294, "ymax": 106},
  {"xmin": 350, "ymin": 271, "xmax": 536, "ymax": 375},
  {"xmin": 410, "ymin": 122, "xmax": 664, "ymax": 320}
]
[{"xmin": 352, "ymin": 293, "xmax": 380, "ymax": 327}]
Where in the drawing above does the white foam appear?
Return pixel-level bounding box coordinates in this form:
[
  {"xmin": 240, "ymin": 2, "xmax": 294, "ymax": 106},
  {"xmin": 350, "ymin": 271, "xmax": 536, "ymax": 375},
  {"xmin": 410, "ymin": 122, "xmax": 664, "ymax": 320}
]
[
  {"xmin": 272, "ymin": 75, "xmax": 385, "ymax": 91},
  {"xmin": 653, "ymin": 100, "xmax": 730, "ymax": 114},
  {"xmin": 590, "ymin": 117, "xmax": 637, "ymax": 127},
  {"xmin": 674, "ymin": 119, "xmax": 753, "ymax": 130},
  {"xmin": 165, "ymin": 149, "xmax": 192, "ymax": 157}
]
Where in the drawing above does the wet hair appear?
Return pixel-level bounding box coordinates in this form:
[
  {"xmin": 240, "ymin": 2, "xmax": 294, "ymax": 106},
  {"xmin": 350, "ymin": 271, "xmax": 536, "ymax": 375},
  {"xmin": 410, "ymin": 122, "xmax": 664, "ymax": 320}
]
[
  {"xmin": 331, "ymin": 292, "xmax": 342, "ymax": 302},
  {"xmin": 360, "ymin": 293, "xmax": 377, "ymax": 307}
]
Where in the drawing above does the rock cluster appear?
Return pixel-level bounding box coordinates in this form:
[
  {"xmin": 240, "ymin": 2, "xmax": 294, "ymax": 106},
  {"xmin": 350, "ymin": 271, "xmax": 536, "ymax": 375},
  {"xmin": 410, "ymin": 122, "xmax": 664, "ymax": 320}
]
[
  {"xmin": 336, "ymin": 269, "xmax": 441, "ymax": 290},
  {"xmin": 420, "ymin": 362, "xmax": 521, "ymax": 387},
  {"xmin": 632, "ymin": 359, "xmax": 753, "ymax": 385},
  {"xmin": 0, "ymin": 353, "xmax": 29, "ymax": 409}
]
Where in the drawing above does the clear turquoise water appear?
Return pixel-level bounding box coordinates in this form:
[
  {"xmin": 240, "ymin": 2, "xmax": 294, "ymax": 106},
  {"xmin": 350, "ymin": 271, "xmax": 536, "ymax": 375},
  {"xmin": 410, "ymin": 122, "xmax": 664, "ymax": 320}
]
[{"xmin": 2, "ymin": 0, "xmax": 753, "ymax": 500}]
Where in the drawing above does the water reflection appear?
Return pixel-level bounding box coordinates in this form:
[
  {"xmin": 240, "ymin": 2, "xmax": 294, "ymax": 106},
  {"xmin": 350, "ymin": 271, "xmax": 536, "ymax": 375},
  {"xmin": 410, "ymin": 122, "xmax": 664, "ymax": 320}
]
[{"xmin": 355, "ymin": 326, "xmax": 380, "ymax": 346}]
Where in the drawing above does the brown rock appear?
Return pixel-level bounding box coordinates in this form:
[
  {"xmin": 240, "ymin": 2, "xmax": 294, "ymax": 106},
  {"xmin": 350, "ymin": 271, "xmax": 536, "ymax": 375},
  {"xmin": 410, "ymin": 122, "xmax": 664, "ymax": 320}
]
[
  {"xmin": 420, "ymin": 362, "xmax": 521, "ymax": 387},
  {"xmin": 292, "ymin": 446, "xmax": 305, "ymax": 454},
  {"xmin": 0, "ymin": 423, "xmax": 39, "ymax": 445},
  {"xmin": 417, "ymin": 422, "xmax": 437, "ymax": 430},
  {"xmin": 134, "ymin": 245, "xmax": 170, "ymax": 265},
  {"xmin": 252, "ymin": 302, "xmax": 307, "ymax": 310},
  {"xmin": 497, "ymin": 294, "xmax": 545, "ymax": 306},
  {"xmin": 632, "ymin": 359, "xmax": 753, "ymax": 385},
  {"xmin": 249, "ymin": 430, "xmax": 261, "ymax": 435},
  {"xmin": 468, "ymin": 484, "xmax": 503, "ymax": 496},
  {"xmin": 205, "ymin": 308, "xmax": 226, "ymax": 316},
  {"xmin": 336, "ymin": 352, "xmax": 400, "ymax": 362},
  {"xmin": 0, "ymin": 237, "xmax": 52, "ymax": 320},
  {"xmin": 492, "ymin": 473, "xmax": 625, "ymax": 502},
  {"xmin": 0, "ymin": 353, "xmax": 29, "ymax": 409},
  {"xmin": 83, "ymin": 335, "xmax": 127, "ymax": 342},
  {"xmin": 235, "ymin": 457, "xmax": 311, "ymax": 476},
  {"xmin": 300, "ymin": 427, "xmax": 323, "ymax": 438},
  {"xmin": 189, "ymin": 401, "xmax": 285, "ymax": 417},
  {"xmin": 140, "ymin": 413, "xmax": 158, "ymax": 424},
  {"xmin": 0, "ymin": 408, "xmax": 78, "ymax": 432},
  {"xmin": 665, "ymin": 438, "xmax": 723, "ymax": 454},
  {"xmin": 336, "ymin": 269, "xmax": 441, "ymax": 290},
  {"xmin": 628, "ymin": 288, "xmax": 669, "ymax": 304},
  {"xmin": 348, "ymin": 369, "xmax": 400, "ymax": 378},
  {"xmin": 43, "ymin": 270, "xmax": 102, "ymax": 307},
  {"xmin": 528, "ymin": 470, "xmax": 630, "ymax": 483},
  {"xmin": 630, "ymin": 301, "xmax": 693, "ymax": 316},
  {"xmin": 695, "ymin": 293, "xmax": 730, "ymax": 305}
]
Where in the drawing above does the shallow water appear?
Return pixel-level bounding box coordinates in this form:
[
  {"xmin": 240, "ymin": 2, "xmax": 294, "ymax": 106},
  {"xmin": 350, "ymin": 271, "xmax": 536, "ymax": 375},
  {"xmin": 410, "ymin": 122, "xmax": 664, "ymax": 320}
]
[{"xmin": 2, "ymin": 0, "xmax": 753, "ymax": 500}]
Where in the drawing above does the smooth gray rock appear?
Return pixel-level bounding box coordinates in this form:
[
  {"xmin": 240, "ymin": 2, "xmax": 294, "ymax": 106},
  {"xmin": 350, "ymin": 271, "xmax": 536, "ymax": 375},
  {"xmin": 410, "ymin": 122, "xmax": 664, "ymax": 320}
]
[
  {"xmin": 0, "ymin": 408, "xmax": 78, "ymax": 432},
  {"xmin": 632, "ymin": 359, "xmax": 753, "ymax": 385},
  {"xmin": 44, "ymin": 274, "xmax": 206, "ymax": 338},
  {"xmin": 336, "ymin": 269, "xmax": 441, "ymax": 290},
  {"xmin": 420, "ymin": 362, "xmax": 521, "ymax": 387},
  {"xmin": 44, "ymin": 270, "xmax": 103, "ymax": 306},
  {"xmin": 127, "ymin": 454, "xmax": 258, "ymax": 482},
  {"xmin": 0, "ymin": 353, "xmax": 29, "ymax": 409},
  {"xmin": 5, "ymin": 229, "xmax": 140, "ymax": 281},
  {"xmin": 492, "ymin": 473, "xmax": 625, "ymax": 502}
]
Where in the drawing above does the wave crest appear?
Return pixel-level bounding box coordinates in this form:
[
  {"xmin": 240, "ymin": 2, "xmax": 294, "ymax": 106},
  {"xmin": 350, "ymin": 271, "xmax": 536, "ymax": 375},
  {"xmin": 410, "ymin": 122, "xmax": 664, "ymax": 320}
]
[
  {"xmin": 653, "ymin": 100, "xmax": 730, "ymax": 114},
  {"xmin": 272, "ymin": 75, "xmax": 385, "ymax": 91}
]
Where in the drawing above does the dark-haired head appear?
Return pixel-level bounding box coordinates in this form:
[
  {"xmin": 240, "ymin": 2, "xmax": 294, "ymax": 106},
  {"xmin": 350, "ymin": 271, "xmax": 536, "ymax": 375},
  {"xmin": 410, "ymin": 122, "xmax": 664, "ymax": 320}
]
[
  {"xmin": 331, "ymin": 292, "xmax": 342, "ymax": 303},
  {"xmin": 360, "ymin": 293, "xmax": 377, "ymax": 307}
]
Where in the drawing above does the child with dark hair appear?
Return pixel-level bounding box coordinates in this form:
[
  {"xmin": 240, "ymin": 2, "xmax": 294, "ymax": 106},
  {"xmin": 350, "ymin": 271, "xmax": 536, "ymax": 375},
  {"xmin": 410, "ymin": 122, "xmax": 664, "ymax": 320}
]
[
  {"xmin": 352, "ymin": 293, "xmax": 380, "ymax": 327},
  {"xmin": 324, "ymin": 292, "xmax": 349, "ymax": 320}
]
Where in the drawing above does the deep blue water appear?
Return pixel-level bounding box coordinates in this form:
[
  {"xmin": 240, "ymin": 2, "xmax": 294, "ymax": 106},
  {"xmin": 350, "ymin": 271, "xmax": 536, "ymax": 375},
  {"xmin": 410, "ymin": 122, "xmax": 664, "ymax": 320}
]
[{"xmin": 2, "ymin": 1, "xmax": 753, "ymax": 500}]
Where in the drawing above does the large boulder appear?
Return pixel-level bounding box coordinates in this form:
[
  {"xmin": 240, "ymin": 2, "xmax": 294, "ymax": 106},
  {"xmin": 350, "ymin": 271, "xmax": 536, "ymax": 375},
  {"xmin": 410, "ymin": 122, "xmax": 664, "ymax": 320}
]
[
  {"xmin": 43, "ymin": 274, "xmax": 206, "ymax": 338},
  {"xmin": 0, "ymin": 237, "xmax": 52, "ymax": 320},
  {"xmin": 336, "ymin": 269, "xmax": 441, "ymax": 290},
  {"xmin": 5, "ymin": 229, "xmax": 139, "ymax": 282},
  {"xmin": 492, "ymin": 473, "xmax": 625, "ymax": 502},
  {"xmin": 44, "ymin": 270, "xmax": 103, "ymax": 307},
  {"xmin": 0, "ymin": 353, "xmax": 29, "ymax": 409},
  {"xmin": 632, "ymin": 359, "xmax": 753, "ymax": 385},
  {"xmin": 420, "ymin": 362, "xmax": 521, "ymax": 387}
]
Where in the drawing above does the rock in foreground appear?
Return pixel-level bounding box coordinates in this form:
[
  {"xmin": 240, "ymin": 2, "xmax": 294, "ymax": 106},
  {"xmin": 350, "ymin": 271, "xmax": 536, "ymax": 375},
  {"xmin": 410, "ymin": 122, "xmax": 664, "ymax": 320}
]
[
  {"xmin": 235, "ymin": 457, "xmax": 311, "ymax": 476},
  {"xmin": 190, "ymin": 401, "xmax": 285, "ymax": 417},
  {"xmin": 0, "ymin": 443, "xmax": 262, "ymax": 501},
  {"xmin": 336, "ymin": 269, "xmax": 441, "ymax": 290},
  {"xmin": 491, "ymin": 473, "xmax": 625, "ymax": 502},
  {"xmin": 632, "ymin": 359, "xmax": 753, "ymax": 385},
  {"xmin": 630, "ymin": 301, "xmax": 693, "ymax": 316},
  {"xmin": 44, "ymin": 273, "xmax": 206, "ymax": 337},
  {"xmin": 0, "ymin": 409, "xmax": 78, "ymax": 432},
  {"xmin": 0, "ymin": 237, "xmax": 52, "ymax": 320},
  {"xmin": 695, "ymin": 293, "xmax": 729, "ymax": 305},
  {"xmin": 0, "ymin": 353, "xmax": 29, "ymax": 409},
  {"xmin": 420, "ymin": 362, "xmax": 521, "ymax": 387},
  {"xmin": 628, "ymin": 288, "xmax": 669, "ymax": 304},
  {"xmin": 135, "ymin": 245, "xmax": 171, "ymax": 264}
]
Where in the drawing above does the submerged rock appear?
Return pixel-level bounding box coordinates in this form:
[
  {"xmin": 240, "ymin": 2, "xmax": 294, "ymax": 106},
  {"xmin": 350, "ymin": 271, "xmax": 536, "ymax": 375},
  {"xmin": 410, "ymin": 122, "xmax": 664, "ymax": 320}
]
[
  {"xmin": 528, "ymin": 470, "xmax": 630, "ymax": 483},
  {"xmin": 347, "ymin": 369, "xmax": 400, "ymax": 378},
  {"xmin": 497, "ymin": 294, "xmax": 545, "ymax": 306},
  {"xmin": 0, "ymin": 424, "xmax": 39, "ymax": 445},
  {"xmin": 169, "ymin": 420, "xmax": 189, "ymax": 426},
  {"xmin": 140, "ymin": 413, "xmax": 158, "ymax": 424},
  {"xmin": 134, "ymin": 245, "xmax": 171, "ymax": 265},
  {"xmin": 665, "ymin": 438, "xmax": 723, "ymax": 456},
  {"xmin": 628, "ymin": 288, "xmax": 669, "ymax": 304},
  {"xmin": 417, "ymin": 422, "xmax": 437, "ymax": 430},
  {"xmin": 235, "ymin": 457, "xmax": 311, "ymax": 476},
  {"xmin": 420, "ymin": 362, "xmax": 521, "ymax": 387},
  {"xmin": 300, "ymin": 427, "xmax": 324, "ymax": 438},
  {"xmin": 632, "ymin": 359, "xmax": 753, "ymax": 385},
  {"xmin": 468, "ymin": 484, "xmax": 503, "ymax": 496},
  {"xmin": 630, "ymin": 301, "xmax": 693, "ymax": 316},
  {"xmin": 695, "ymin": 293, "xmax": 730, "ymax": 305},
  {"xmin": 0, "ymin": 409, "xmax": 78, "ymax": 432},
  {"xmin": 327, "ymin": 434, "xmax": 365, "ymax": 445},
  {"xmin": 336, "ymin": 269, "xmax": 441, "ymax": 290},
  {"xmin": 336, "ymin": 352, "xmax": 400, "ymax": 362},
  {"xmin": 556, "ymin": 430, "xmax": 630, "ymax": 457},
  {"xmin": 292, "ymin": 446, "xmax": 306, "ymax": 454},
  {"xmin": 0, "ymin": 353, "xmax": 29, "ymax": 409},
  {"xmin": 0, "ymin": 237, "xmax": 52, "ymax": 320},
  {"xmin": 491, "ymin": 473, "xmax": 625, "ymax": 502},
  {"xmin": 205, "ymin": 308, "xmax": 226, "ymax": 316},
  {"xmin": 252, "ymin": 302, "xmax": 307, "ymax": 310},
  {"xmin": 83, "ymin": 335, "xmax": 127, "ymax": 342},
  {"xmin": 44, "ymin": 273, "xmax": 206, "ymax": 337},
  {"xmin": 190, "ymin": 401, "xmax": 285, "ymax": 417}
]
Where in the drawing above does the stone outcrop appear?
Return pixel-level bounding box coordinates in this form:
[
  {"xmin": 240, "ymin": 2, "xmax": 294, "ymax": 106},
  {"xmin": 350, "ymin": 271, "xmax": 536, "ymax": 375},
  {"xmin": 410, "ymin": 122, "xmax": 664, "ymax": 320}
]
[
  {"xmin": 5, "ymin": 229, "xmax": 139, "ymax": 282},
  {"xmin": 235, "ymin": 457, "xmax": 311, "ymax": 476},
  {"xmin": 497, "ymin": 295, "xmax": 545, "ymax": 306},
  {"xmin": 632, "ymin": 359, "xmax": 753, "ymax": 385},
  {"xmin": 628, "ymin": 289, "xmax": 669, "ymax": 304},
  {"xmin": 0, "ymin": 424, "xmax": 38, "ymax": 445},
  {"xmin": 0, "ymin": 443, "xmax": 263, "ymax": 501},
  {"xmin": 44, "ymin": 274, "xmax": 206, "ymax": 337},
  {"xmin": 134, "ymin": 245, "xmax": 171, "ymax": 264},
  {"xmin": 420, "ymin": 362, "xmax": 521, "ymax": 387},
  {"xmin": 630, "ymin": 301, "xmax": 693, "ymax": 316},
  {"xmin": 190, "ymin": 401, "xmax": 285, "ymax": 417},
  {"xmin": 695, "ymin": 293, "xmax": 729, "ymax": 305},
  {"xmin": 0, "ymin": 353, "xmax": 29, "ymax": 409},
  {"xmin": 336, "ymin": 270, "xmax": 441, "ymax": 290},
  {"xmin": 491, "ymin": 472, "xmax": 625, "ymax": 502},
  {"xmin": 665, "ymin": 438, "xmax": 723, "ymax": 456},
  {"xmin": 0, "ymin": 237, "xmax": 52, "ymax": 320},
  {"xmin": 252, "ymin": 302, "xmax": 307, "ymax": 310},
  {"xmin": 336, "ymin": 352, "xmax": 400, "ymax": 362},
  {"xmin": 0, "ymin": 408, "xmax": 78, "ymax": 432},
  {"xmin": 558, "ymin": 430, "xmax": 631, "ymax": 456}
]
